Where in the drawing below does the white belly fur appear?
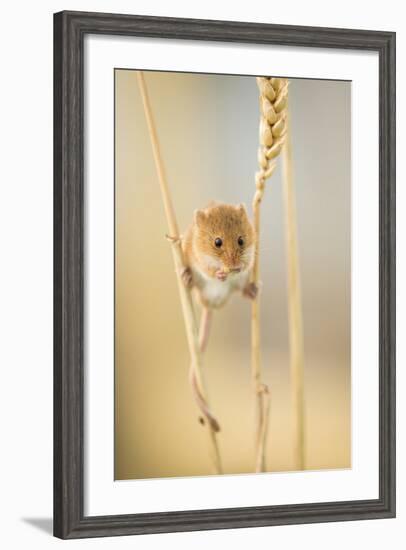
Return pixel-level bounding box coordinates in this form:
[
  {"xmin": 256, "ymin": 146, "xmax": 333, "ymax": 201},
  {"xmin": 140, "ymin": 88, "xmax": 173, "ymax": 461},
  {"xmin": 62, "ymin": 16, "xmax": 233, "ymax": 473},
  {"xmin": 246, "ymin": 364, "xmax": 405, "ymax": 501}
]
[{"xmin": 192, "ymin": 265, "xmax": 248, "ymax": 308}]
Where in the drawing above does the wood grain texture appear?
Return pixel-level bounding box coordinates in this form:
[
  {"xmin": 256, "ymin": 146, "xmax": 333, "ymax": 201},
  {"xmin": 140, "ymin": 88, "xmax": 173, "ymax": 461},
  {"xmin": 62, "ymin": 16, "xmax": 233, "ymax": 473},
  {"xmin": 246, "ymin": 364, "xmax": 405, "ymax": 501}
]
[{"xmin": 53, "ymin": 10, "xmax": 396, "ymax": 539}]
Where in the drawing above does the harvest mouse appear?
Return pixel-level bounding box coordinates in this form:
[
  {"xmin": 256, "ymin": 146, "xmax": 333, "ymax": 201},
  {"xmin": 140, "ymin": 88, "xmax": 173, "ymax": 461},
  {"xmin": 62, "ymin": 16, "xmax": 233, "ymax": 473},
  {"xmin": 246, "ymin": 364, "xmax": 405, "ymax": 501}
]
[
  {"xmin": 181, "ymin": 202, "xmax": 258, "ymax": 310},
  {"xmin": 180, "ymin": 202, "xmax": 258, "ymax": 432}
]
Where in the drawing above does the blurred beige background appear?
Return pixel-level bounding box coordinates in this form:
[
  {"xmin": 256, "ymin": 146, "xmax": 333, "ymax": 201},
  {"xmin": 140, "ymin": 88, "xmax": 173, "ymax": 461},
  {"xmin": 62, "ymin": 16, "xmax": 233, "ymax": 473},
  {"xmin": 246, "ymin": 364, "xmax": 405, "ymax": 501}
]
[{"xmin": 115, "ymin": 70, "xmax": 351, "ymax": 480}]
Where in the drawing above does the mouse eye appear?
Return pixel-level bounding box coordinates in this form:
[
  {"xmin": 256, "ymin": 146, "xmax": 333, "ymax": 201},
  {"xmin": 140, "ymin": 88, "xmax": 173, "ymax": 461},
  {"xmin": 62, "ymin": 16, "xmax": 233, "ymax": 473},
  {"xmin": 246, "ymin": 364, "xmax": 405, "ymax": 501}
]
[
  {"xmin": 238, "ymin": 236, "xmax": 244, "ymax": 246},
  {"xmin": 214, "ymin": 238, "xmax": 223, "ymax": 248}
]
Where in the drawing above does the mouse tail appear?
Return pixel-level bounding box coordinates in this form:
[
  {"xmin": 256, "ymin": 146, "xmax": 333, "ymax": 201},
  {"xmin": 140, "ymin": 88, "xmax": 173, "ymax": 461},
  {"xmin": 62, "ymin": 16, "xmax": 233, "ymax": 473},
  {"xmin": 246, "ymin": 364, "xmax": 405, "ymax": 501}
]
[
  {"xmin": 189, "ymin": 368, "xmax": 220, "ymax": 432},
  {"xmin": 189, "ymin": 307, "xmax": 220, "ymax": 432},
  {"xmin": 198, "ymin": 307, "xmax": 212, "ymax": 353}
]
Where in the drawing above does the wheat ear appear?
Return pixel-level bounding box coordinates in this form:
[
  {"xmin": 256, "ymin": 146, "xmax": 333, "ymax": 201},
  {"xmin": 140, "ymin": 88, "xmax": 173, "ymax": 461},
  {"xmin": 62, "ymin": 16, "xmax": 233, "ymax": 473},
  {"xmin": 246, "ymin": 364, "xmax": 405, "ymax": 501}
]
[
  {"xmin": 252, "ymin": 77, "xmax": 288, "ymax": 472},
  {"xmin": 136, "ymin": 71, "xmax": 222, "ymax": 474}
]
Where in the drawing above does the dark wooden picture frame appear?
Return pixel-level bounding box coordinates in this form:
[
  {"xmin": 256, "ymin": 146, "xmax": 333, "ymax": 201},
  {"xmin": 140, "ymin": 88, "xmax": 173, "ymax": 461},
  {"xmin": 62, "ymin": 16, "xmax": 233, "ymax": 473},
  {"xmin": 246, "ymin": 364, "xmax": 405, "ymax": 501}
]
[{"xmin": 54, "ymin": 10, "xmax": 396, "ymax": 539}]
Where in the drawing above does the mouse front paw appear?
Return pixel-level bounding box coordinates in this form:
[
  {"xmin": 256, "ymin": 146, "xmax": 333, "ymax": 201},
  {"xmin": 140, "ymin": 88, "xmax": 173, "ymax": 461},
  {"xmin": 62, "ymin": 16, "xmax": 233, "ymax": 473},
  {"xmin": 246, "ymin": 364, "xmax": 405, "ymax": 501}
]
[
  {"xmin": 181, "ymin": 266, "xmax": 193, "ymax": 288},
  {"xmin": 243, "ymin": 281, "xmax": 259, "ymax": 300},
  {"xmin": 215, "ymin": 270, "xmax": 228, "ymax": 282}
]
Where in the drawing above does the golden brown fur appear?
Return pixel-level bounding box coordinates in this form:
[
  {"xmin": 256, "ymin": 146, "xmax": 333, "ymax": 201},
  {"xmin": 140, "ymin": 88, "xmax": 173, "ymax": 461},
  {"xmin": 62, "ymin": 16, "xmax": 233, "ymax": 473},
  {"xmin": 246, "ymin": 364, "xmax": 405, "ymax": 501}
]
[
  {"xmin": 183, "ymin": 202, "xmax": 255, "ymax": 278},
  {"xmin": 181, "ymin": 202, "xmax": 257, "ymax": 310}
]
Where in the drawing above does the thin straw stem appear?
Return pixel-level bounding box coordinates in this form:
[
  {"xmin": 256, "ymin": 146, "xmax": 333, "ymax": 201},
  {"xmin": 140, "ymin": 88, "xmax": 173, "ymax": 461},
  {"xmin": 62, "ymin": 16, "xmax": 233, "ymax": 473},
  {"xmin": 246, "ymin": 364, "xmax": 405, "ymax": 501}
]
[
  {"xmin": 251, "ymin": 178, "xmax": 271, "ymax": 473},
  {"xmin": 282, "ymin": 112, "xmax": 306, "ymax": 471},
  {"xmin": 136, "ymin": 71, "xmax": 222, "ymax": 474}
]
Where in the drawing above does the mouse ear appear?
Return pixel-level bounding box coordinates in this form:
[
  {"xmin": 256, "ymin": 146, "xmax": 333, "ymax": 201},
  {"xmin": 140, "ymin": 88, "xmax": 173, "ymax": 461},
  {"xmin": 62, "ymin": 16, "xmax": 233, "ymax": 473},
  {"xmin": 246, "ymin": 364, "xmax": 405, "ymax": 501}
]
[
  {"xmin": 236, "ymin": 203, "xmax": 248, "ymax": 217},
  {"xmin": 194, "ymin": 209, "xmax": 206, "ymax": 226}
]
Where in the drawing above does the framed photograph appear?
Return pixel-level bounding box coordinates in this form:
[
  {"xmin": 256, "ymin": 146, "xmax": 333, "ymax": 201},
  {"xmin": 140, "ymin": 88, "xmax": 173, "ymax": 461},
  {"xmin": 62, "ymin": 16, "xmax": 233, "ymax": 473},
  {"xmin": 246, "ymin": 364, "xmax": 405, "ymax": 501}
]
[{"xmin": 54, "ymin": 10, "xmax": 396, "ymax": 539}]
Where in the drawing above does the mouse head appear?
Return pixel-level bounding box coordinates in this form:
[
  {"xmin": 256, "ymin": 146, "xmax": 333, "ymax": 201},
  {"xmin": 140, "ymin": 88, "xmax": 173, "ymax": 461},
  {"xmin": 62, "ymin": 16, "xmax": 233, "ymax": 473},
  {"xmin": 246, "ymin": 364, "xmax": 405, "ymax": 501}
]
[{"xmin": 193, "ymin": 203, "xmax": 255, "ymax": 276}]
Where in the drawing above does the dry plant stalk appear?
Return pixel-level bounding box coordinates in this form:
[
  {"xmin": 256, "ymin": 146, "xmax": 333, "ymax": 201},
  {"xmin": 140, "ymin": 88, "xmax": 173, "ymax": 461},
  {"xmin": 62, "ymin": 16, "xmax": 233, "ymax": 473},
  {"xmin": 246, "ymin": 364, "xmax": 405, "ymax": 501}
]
[
  {"xmin": 282, "ymin": 112, "xmax": 306, "ymax": 471},
  {"xmin": 253, "ymin": 77, "xmax": 289, "ymax": 472},
  {"xmin": 136, "ymin": 71, "xmax": 222, "ymax": 474}
]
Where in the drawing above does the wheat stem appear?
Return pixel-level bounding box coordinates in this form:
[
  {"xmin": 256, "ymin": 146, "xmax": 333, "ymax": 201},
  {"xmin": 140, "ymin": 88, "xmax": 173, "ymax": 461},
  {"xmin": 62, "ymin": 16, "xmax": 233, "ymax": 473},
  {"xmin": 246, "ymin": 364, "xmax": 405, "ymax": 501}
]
[
  {"xmin": 136, "ymin": 71, "xmax": 222, "ymax": 474},
  {"xmin": 252, "ymin": 77, "xmax": 288, "ymax": 472},
  {"xmin": 282, "ymin": 111, "xmax": 306, "ymax": 470}
]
